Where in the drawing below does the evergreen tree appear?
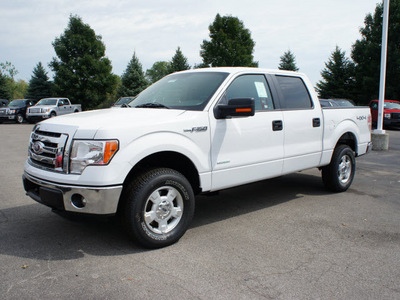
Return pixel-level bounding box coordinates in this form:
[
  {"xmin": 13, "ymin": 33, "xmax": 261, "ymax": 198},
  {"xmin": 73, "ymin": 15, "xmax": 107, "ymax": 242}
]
[
  {"xmin": 278, "ymin": 50, "xmax": 299, "ymax": 71},
  {"xmin": 200, "ymin": 14, "xmax": 258, "ymax": 67},
  {"xmin": 0, "ymin": 73, "xmax": 10, "ymax": 99},
  {"xmin": 117, "ymin": 52, "xmax": 148, "ymax": 97},
  {"xmin": 169, "ymin": 47, "xmax": 190, "ymax": 73},
  {"xmin": 146, "ymin": 61, "xmax": 171, "ymax": 83},
  {"xmin": 50, "ymin": 15, "xmax": 118, "ymax": 110},
  {"xmin": 27, "ymin": 62, "xmax": 53, "ymax": 100},
  {"xmin": 316, "ymin": 46, "xmax": 355, "ymax": 100},
  {"xmin": 351, "ymin": 1, "xmax": 400, "ymax": 104}
]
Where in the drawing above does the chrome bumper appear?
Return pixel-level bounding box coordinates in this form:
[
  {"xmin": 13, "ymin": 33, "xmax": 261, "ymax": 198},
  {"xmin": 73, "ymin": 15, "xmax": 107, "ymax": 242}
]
[{"xmin": 23, "ymin": 172, "xmax": 123, "ymax": 215}]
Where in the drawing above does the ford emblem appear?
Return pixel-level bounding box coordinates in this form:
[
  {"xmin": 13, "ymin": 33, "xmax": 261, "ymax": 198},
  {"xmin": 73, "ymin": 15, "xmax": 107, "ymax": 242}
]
[{"xmin": 32, "ymin": 141, "xmax": 45, "ymax": 155}]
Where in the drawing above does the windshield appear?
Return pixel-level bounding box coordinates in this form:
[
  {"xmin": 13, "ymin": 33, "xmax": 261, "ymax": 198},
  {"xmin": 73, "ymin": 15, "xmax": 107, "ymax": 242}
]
[
  {"xmin": 36, "ymin": 99, "xmax": 58, "ymax": 106},
  {"xmin": 115, "ymin": 97, "xmax": 135, "ymax": 105},
  {"xmin": 9, "ymin": 99, "xmax": 26, "ymax": 107},
  {"xmin": 385, "ymin": 102, "xmax": 400, "ymax": 109},
  {"xmin": 130, "ymin": 72, "xmax": 229, "ymax": 111}
]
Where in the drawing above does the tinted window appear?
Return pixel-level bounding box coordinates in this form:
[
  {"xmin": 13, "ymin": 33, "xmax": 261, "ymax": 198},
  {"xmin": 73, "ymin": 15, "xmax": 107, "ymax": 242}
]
[
  {"xmin": 224, "ymin": 74, "xmax": 274, "ymax": 111},
  {"xmin": 276, "ymin": 76, "xmax": 312, "ymax": 109}
]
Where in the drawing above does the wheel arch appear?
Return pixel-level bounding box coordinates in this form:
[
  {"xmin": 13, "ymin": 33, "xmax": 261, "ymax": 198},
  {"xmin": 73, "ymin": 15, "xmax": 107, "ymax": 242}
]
[
  {"xmin": 122, "ymin": 151, "xmax": 202, "ymax": 195},
  {"xmin": 336, "ymin": 131, "xmax": 357, "ymax": 154}
]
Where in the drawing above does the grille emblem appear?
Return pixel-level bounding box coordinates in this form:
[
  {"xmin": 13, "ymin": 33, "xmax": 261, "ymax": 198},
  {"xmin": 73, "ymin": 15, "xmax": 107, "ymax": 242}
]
[{"xmin": 32, "ymin": 141, "xmax": 45, "ymax": 154}]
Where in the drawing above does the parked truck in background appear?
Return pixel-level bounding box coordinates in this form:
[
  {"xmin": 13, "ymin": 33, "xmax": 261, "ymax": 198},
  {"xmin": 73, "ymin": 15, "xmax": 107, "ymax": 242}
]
[
  {"xmin": 0, "ymin": 99, "xmax": 37, "ymax": 124},
  {"xmin": 369, "ymin": 99, "xmax": 400, "ymax": 128},
  {"xmin": 23, "ymin": 68, "xmax": 372, "ymax": 248},
  {"xmin": 26, "ymin": 98, "xmax": 82, "ymax": 123}
]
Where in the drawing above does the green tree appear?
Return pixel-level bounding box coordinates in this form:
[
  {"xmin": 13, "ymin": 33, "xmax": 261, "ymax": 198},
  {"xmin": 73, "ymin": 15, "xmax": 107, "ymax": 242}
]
[
  {"xmin": 278, "ymin": 50, "xmax": 299, "ymax": 71},
  {"xmin": 27, "ymin": 62, "xmax": 53, "ymax": 100},
  {"xmin": 316, "ymin": 46, "xmax": 355, "ymax": 99},
  {"xmin": 0, "ymin": 73, "xmax": 10, "ymax": 99},
  {"xmin": 0, "ymin": 61, "xmax": 18, "ymax": 99},
  {"xmin": 146, "ymin": 61, "xmax": 171, "ymax": 83},
  {"xmin": 200, "ymin": 14, "xmax": 258, "ymax": 67},
  {"xmin": 0, "ymin": 61, "xmax": 18, "ymax": 79},
  {"xmin": 169, "ymin": 47, "xmax": 190, "ymax": 73},
  {"xmin": 50, "ymin": 15, "xmax": 118, "ymax": 110},
  {"xmin": 351, "ymin": 1, "xmax": 400, "ymax": 104},
  {"xmin": 117, "ymin": 52, "xmax": 148, "ymax": 97}
]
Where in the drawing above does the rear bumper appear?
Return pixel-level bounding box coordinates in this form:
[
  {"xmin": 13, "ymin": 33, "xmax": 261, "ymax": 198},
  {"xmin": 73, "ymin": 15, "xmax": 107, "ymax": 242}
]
[{"xmin": 23, "ymin": 172, "xmax": 123, "ymax": 215}]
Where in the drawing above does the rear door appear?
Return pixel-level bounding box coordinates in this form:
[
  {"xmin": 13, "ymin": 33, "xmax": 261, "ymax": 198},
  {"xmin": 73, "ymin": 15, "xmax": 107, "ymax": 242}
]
[
  {"xmin": 210, "ymin": 73, "xmax": 284, "ymax": 190},
  {"xmin": 272, "ymin": 75, "xmax": 323, "ymax": 174}
]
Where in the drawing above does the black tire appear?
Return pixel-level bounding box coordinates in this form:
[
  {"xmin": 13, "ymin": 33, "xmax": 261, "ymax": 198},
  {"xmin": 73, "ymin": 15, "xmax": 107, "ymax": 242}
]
[
  {"xmin": 121, "ymin": 168, "xmax": 195, "ymax": 248},
  {"xmin": 322, "ymin": 145, "xmax": 355, "ymax": 192},
  {"xmin": 50, "ymin": 112, "xmax": 56, "ymax": 118},
  {"xmin": 16, "ymin": 114, "xmax": 24, "ymax": 124}
]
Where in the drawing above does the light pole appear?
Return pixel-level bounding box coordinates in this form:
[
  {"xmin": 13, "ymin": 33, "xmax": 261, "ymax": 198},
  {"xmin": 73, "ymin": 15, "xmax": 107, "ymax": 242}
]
[{"xmin": 372, "ymin": 0, "xmax": 390, "ymax": 150}]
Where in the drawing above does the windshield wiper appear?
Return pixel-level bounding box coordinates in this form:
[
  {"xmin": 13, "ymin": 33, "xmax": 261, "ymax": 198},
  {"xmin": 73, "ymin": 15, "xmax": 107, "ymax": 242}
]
[{"xmin": 135, "ymin": 102, "xmax": 170, "ymax": 109}]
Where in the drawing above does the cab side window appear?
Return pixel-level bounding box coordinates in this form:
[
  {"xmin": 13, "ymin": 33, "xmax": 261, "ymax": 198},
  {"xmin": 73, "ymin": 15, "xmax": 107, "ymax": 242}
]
[
  {"xmin": 276, "ymin": 76, "xmax": 312, "ymax": 109},
  {"xmin": 225, "ymin": 74, "xmax": 275, "ymax": 111}
]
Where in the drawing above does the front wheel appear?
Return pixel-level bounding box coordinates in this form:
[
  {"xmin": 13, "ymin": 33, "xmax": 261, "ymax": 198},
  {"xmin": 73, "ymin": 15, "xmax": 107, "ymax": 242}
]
[
  {"xmin": 322, "ymin": 145, "xmax": 355, "ymax": 192},
  {"xmin": 121, "ymin": 168, "xmax": 195, "ymax": 248},
  {"xmin": 16, "ymin": 114, "xmax": 24, "ymax": 124}
]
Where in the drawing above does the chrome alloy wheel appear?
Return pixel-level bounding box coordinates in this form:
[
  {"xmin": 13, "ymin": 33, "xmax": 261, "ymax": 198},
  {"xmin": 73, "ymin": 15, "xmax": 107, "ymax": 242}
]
[
  {"xmin": 144, "ymin": 186, "xmax": 184, "ymax": 234},
  {"xmin": 337, "ymin": 154, "xmax": 352, "ymax": 184}
]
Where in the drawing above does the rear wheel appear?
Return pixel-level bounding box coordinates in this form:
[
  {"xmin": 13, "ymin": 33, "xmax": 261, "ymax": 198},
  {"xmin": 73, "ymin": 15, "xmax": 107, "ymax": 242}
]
[
  {"xmin": 322, "ymin": 145, "xmax": 355, "ymax": 192},
  {"xmin": 121, "ymin": 168, "xmax": 195, "ymax": 248}
]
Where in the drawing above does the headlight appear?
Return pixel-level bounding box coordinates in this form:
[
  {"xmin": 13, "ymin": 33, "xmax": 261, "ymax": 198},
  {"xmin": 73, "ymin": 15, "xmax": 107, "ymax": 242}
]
[
  {"xmin": 384, "ymin": 113, "xmax": 391, "ymax": 119},
  {"xmin": 8, "ymin": 109, "xmax": 16, "ymax": 114},
  {"xmin": 41, "ymin": 108, "xmax": 50, "ymax": 113},
  {"xmin": 70, "ymin": 140, "xmax": 119, "ymax": 174}
]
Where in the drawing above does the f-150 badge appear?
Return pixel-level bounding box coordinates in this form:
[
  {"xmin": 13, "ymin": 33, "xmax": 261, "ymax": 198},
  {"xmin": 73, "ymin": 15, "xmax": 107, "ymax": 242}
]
[{"xmin": 184, "ymin": 126, "xmax": 208, "ymax": 133}]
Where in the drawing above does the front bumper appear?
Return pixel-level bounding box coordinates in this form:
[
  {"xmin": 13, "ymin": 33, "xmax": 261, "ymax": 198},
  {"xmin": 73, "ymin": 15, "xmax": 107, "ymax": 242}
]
[
  {"xmin": 383, "ymin": 119, "xmax": 400, "ymax": 127},
  {"xmin": 26, "ymin": 113, "xmax": 50, "ymax": 121},
  {"xmin": 23, "ymin": 172, "xmax": 123, "ymax": 215},
  {"xmin": 0, "ymin": 114, "xmax": 16, "ymax": 121}
]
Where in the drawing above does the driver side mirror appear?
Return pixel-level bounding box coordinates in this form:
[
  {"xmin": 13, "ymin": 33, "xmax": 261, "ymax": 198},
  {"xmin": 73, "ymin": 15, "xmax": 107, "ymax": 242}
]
[{"xmin": 214, "ymin": 98, "xmax": 255, "ymax": 119}]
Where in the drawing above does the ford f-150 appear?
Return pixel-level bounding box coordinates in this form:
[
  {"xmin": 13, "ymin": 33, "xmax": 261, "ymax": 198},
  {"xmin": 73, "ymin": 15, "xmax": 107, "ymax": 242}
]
[{"xmin": 23, "ymin": 68, "xmax": 372, "ymax": 248}]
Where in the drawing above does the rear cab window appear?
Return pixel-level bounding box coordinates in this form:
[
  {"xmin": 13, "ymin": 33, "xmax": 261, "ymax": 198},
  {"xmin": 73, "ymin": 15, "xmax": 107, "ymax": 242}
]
[{"xmin": 275, "ymin": 75, "xmax": 313, "ymax": 109}]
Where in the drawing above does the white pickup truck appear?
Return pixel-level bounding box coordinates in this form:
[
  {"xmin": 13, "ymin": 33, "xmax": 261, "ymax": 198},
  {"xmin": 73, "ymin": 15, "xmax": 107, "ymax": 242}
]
[
  {"xmin": 23, "ymin": 68, "xmax": 372, "ymax": 248},
  {"xmin": 26, "ymin": 98, "xmax": 82, "ymax": 123}
]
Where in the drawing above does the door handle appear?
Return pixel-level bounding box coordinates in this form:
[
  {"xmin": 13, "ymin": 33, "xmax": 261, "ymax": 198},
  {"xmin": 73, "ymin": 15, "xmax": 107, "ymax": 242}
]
[
  {"xmin": 272, "ymin": 120, "xmax": 283, "ymax": 131},
  {"xmin": 313, "ymin": 118, "xmax": 321, "ymax": 127}
]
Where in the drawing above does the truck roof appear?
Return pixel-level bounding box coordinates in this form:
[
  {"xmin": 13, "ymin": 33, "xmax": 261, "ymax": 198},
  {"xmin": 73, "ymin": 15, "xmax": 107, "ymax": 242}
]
[{"xmin": 177, "ymin": 67, "xmax": 306, "ymax": 77}]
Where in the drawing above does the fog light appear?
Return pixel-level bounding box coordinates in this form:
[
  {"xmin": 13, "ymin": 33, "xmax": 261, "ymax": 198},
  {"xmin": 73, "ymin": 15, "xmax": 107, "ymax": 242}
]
[{"xmin": 71, "ymin": 194, "xmax": 87, "ymax": 209}]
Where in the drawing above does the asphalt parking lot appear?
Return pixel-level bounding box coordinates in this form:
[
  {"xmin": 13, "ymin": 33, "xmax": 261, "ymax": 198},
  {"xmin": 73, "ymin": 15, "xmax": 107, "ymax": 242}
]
[{"xmin": 1, "ymin": 123, "xmax": 399, "ymax": 299}]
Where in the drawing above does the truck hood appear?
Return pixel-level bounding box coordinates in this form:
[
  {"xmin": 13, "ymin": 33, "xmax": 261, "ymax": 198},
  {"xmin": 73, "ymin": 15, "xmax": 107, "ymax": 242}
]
[{"xmin": 39, "ymin": 108, "xmax": 189, "ymax": 139}]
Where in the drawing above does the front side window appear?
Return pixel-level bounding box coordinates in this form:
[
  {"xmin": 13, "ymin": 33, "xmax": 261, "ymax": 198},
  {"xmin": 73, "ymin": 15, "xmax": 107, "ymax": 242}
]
[
  {"xmin": 276, "ymin": 76, "xmax": 312, "ymax": 109},
  {"xmin": 222, "ymin": 74, "xmax": 274, "ymax": 111}
]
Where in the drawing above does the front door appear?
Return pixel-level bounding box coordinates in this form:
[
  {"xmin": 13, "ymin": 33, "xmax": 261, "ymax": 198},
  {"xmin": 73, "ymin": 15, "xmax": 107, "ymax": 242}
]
[{"xmin": 210, "ymin": 74, "xmax": 284, "ymax": 191}]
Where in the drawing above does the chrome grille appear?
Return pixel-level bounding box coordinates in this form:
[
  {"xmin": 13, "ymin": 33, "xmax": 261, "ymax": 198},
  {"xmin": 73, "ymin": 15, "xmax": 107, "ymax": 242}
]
[
  {"xmin": 392, "ymin": 112, "xmax": 400, "ymax": 120},
  {"xmin": 29, "ymin": 108, "xmax": 41, "ymax": 113},
  {"xmin": 28, "ymin": 129, "xmax": 69, "ymax": 172},
  {"xmin": 0, "ymin": 108, "xmax": 6, "ymax": 115}
]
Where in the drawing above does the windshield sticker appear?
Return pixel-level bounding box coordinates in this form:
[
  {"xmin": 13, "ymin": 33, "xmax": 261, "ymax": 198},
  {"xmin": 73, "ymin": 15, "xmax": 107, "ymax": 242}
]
[{"xmin": 254, "ymin": 82, "xmax": 268, "ymax": 98}]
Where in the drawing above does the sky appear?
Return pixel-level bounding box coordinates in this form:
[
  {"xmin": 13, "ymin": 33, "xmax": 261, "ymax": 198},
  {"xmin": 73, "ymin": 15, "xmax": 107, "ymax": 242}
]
[{"xmin": 1, "ymin": 0, "xmax": 380, "ymax": 86}]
